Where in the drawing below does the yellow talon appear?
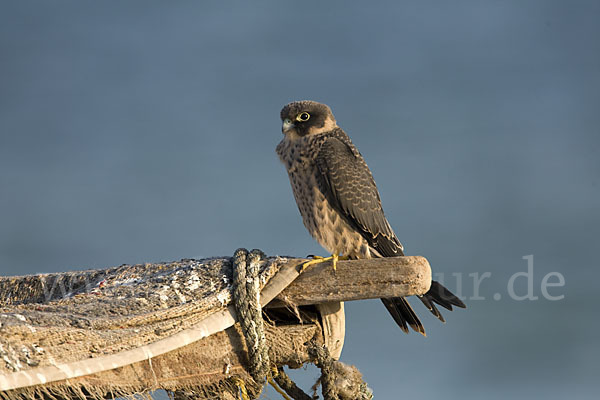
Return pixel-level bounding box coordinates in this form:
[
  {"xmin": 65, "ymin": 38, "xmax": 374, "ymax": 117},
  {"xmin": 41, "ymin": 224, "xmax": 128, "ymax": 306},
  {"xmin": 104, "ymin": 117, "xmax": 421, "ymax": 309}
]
[
  {"xmin": 301, "ymin": 254, "xmax": 333, "ymax": 272},
  {"xmin": 301, "ymin": 253, "xmax": 347, "ymax": 273}
]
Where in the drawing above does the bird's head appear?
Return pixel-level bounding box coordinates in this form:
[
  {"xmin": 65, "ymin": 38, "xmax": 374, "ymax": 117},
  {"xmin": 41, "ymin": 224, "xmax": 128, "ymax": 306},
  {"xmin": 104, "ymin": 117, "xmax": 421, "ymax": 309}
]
[{"xmin": 280, "ymin": 100, "xmax": 337, "ymax": 138}]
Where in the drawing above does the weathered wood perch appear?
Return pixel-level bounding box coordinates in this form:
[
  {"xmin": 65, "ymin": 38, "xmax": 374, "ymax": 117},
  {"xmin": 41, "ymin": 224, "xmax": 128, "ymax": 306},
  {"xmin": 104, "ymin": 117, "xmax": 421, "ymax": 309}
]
[
  {"xmin": 273, "ymin": 256, "xmax": 431, "ymax": 306},
  {"xmin": 0, "ymin": 254, "xmax": 432, "ymax": 400}
]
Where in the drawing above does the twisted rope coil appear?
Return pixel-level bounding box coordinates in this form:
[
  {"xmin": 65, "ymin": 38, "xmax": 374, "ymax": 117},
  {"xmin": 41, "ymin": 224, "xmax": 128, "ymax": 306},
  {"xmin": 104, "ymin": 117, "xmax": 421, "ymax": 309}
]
[
  {"xmin": 307, "ymin": 340, "xmax": 338, "ymax": 400},
  {"xmin": 231, "ymin": 248, "xmax": 270, "ymax": 383},
  {"xmin": 231, "ymin": 249, "xmax": 371, "ymax": 400}
]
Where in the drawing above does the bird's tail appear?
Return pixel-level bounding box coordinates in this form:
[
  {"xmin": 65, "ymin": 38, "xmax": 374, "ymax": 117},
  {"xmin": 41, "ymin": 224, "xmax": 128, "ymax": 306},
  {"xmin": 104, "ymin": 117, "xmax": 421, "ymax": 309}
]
[
  {"xmin": 418, "ymin": 280, "xmax": 466, "ymax": 322},
  {"xmin": 381, "ymin": 297, "xmax": 425, "ymax": 335},
  {"xmin": 381, "ymin": 281, "xmax": 466, "ymax": 336}
]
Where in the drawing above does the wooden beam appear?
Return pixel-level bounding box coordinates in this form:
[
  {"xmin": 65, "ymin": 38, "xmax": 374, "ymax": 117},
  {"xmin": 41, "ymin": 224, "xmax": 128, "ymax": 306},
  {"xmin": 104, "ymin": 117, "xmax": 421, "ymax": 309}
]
[{"xmin": 268, "ymin": 256, "xmax": 431, "ymax": 307}]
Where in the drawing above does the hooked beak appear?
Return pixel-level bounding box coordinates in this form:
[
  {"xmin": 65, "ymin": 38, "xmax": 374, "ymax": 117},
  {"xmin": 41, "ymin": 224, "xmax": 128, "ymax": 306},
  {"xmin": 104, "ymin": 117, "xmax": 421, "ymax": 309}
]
[{"xmin": 282, "ymin": 118, "xmax": 294, "ymax": 134}]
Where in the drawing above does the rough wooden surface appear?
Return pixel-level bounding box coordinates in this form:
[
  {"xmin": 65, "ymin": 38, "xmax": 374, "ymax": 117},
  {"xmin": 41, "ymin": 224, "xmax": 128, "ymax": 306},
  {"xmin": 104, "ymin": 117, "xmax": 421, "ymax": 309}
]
[{"xmin": 271, "ymin": 256, "xmax": 432, "ymax": 307}]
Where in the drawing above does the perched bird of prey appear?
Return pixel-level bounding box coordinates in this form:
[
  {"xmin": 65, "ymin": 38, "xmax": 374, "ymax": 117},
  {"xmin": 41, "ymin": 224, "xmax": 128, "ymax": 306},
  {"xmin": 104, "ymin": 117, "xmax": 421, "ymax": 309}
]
[{"xmin": 276, "ymin": 100, "xmax": 465, "ymax": 335}]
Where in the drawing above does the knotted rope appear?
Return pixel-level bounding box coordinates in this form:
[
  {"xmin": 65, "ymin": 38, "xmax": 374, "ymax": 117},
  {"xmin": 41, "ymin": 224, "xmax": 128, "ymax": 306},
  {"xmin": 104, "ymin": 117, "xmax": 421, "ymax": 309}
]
[
  {"xmin": 231, "ymin": 249, "xmax": 313, "ymax": 400},
  {"xmin": 307, "ymin": 340, "xmax": 338, "ymax": 400},
  {"xmin": 231, "ymin": 249, "xmax": 371, "ymax": 400},
  {"xmin": 271, "ymin": 367, "xmax": 311, "ymax": 400},
  {"xmin": 231, "ymin": 248, "xmax": 270, "ymax": 383},
  {"xmin": 307, "ymin": 340, "xmax": 373, "ymax": 400}
]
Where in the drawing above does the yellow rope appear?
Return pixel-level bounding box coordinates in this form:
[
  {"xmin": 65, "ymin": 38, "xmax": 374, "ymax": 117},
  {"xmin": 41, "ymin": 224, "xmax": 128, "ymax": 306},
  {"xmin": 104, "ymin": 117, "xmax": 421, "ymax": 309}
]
[
  {"xmin": 268, "ymin": 375, "xmax": 293, "ymax": 400},
  {"xmin": 232, "ymin": 371, "xmax": 293, "ymax": 400},
  {"xmin": 232, "ymin": 377, "xmax": 249, "ymax": 400}
]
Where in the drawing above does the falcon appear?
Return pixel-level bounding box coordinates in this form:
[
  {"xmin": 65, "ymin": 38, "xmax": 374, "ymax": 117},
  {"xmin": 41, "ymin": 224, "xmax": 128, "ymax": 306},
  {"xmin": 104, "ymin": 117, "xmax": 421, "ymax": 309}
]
[{"xmin": 276, "ymin": 100, "xmax": 465, "ymax": 335}]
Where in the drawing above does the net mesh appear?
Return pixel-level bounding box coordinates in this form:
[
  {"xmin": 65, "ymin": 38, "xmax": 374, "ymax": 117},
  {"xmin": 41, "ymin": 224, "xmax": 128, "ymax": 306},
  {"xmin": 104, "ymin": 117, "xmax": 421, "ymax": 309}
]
[{"xmin": 0, "ymin": 256, "xmax": 324, "ymax": 399}]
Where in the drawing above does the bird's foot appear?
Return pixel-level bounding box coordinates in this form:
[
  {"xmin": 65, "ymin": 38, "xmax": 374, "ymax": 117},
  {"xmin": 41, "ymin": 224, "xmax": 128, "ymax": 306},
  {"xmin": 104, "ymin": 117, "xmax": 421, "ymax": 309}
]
[{"xmin": 301, "ymin": 253, "xmax": 348, "ymax": 273}]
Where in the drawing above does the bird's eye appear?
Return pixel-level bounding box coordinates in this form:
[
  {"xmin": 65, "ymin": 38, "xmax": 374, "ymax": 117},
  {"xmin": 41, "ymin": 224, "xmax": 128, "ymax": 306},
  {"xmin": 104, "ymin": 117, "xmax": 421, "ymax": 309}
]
[{"xmin": 297, "ymin": 112, "xmax": 310, "ymax": 122}]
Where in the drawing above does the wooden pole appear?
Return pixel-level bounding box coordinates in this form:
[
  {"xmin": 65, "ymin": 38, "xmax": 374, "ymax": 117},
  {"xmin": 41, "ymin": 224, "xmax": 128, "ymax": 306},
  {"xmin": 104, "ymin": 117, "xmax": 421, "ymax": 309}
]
[{"xmin": 268, "ymin": 256, "xmax": 432, "ymax": 307}]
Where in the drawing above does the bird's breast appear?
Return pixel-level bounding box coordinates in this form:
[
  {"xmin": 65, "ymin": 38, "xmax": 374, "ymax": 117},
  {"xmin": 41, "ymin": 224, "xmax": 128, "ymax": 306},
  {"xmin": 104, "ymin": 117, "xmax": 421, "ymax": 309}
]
[
  {"xmin": 276, "ymin": 135, "xmax": 319, "ymax": 172},
  {"xmin": 288, "ymin": 164, "xmax": 371, "ymax": 258}
]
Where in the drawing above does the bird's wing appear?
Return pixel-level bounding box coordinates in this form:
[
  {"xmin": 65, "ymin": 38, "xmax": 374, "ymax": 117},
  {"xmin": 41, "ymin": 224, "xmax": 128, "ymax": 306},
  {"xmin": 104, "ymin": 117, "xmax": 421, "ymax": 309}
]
[
  {"xmin": 315, "ymin": 135, "xmax": 403, "ymax": 256},
  {"xmin": 316, "ymin": 135, "xmax": 466, "ymax": 334}
]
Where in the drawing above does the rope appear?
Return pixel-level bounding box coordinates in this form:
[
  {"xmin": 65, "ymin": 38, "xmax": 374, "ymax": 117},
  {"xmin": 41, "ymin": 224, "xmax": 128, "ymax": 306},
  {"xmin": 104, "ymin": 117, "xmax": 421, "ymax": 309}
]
[
  {"xmin": 232, "ymin": 248, "xmax": 270, "ymax": 384},
  {"xmin": 231, "ymin": 249, "xmax": 371, "ymax": 400},
  {"xmin": 232, "ymin": 249, "xmax": 314, "ymax": 400},
  {"xmin": 307, "ymin": 340, "xmax": 338, "ymax": 400},
  {"xmin": 271, "ymin": 367, "xmax": 312, "ymax": 400},
  {"xmin": 307, "ymin": 340, "xmax": 373, "ymax": 400}
]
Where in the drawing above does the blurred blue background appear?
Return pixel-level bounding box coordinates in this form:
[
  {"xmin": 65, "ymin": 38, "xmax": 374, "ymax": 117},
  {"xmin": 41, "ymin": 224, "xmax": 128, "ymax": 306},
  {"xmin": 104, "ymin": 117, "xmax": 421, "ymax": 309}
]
[{"xmin": 1, "ymin": 1, "xmax": 598, "ymax": 399}]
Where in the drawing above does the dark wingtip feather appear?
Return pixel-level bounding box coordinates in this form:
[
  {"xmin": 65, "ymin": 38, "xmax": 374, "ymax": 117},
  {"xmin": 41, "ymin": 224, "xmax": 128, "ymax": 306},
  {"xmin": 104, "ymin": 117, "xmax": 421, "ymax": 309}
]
[
  {"xmin": 381, "ymin": 297, "xmax": 426, "ymax": 336},
  {"xmin": 381, "ymin": 298, "xmax": 409, "ymax": 333},
  {"xmin": 418, "ymin": 295, "xmax": 445, "ymax": 323},
  {"xmin": 428, "ymin": 281, "xmax": 467, "ymax": 309}
]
